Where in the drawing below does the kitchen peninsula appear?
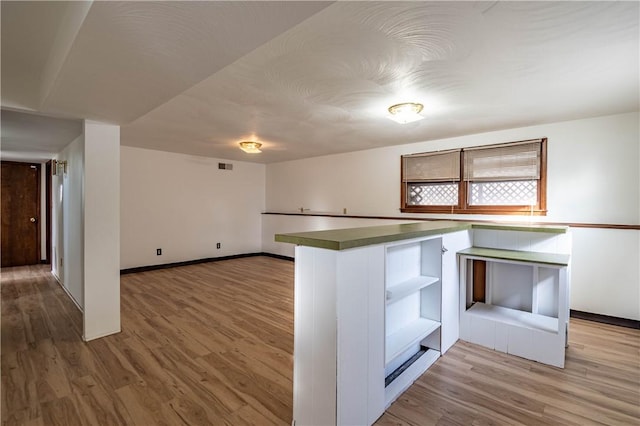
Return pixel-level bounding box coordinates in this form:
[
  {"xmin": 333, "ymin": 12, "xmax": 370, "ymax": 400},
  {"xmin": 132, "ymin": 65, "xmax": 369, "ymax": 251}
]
[{"xmin": 276, "ymin": 221, "xmax": 571, "ymax": 426}]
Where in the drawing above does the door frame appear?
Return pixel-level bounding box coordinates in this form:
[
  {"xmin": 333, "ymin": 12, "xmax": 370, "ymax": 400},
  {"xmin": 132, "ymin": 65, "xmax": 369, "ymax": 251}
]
[{"xmin": 45, "ymin": 160, "xmax": 52, "ymax": 265}]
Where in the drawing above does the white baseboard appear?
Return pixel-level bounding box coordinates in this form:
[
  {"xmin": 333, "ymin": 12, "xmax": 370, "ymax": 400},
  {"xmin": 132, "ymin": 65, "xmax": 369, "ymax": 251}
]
[{"xmin": 83, "ymin": 327, "xmax": 121, "ymax": 342}]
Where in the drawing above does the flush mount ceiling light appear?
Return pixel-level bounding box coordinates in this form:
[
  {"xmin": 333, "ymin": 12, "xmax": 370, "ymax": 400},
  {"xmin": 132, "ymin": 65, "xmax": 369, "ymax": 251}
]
[
  {"xmin": 239, "ymin": 141, "xmax": 262, "ymax": 153},
  {"xmin": 387, "ymin": 102, "xmax": 425, "ymax": 124}
]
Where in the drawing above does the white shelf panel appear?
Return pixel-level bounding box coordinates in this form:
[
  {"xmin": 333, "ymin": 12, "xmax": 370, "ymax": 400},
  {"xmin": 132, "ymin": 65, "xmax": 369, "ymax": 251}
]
[
  {"xmin": 386, "ymin": 275, "xmax": 439, "ymax": 305},
  {"xmin": 386, "ymin": 318, "xmax": 441, "ymax": 364},
  {"xmin": 466, "ymin": 302, "xmax": 558, "ymax": 334},
  {"xmin": 385, "ymin": 348, "xmax": 440, "ymax": 408}
]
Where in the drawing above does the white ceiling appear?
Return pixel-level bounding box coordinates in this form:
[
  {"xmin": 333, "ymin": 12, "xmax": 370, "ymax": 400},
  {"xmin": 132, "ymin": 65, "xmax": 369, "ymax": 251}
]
[
  {"xmin": 0, "ymin": 109, "xmax": 82, "ymax": 162},
  {"xmin": 2, "ymin": 1, "xmax": 638, "ymax": 164}
]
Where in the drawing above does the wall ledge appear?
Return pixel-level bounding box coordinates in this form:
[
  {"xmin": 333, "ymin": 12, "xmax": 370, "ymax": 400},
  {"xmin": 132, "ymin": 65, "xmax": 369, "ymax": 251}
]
[{"xmin": 262, "ymin": 211, "xmax": 640, "ymax": 230}]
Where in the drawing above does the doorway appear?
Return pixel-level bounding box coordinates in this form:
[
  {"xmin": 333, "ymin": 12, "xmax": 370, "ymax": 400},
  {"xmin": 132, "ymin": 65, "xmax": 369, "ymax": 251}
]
[{"xmin": 1, "ymin": 161, "xmax": 41, "ymax": 267}]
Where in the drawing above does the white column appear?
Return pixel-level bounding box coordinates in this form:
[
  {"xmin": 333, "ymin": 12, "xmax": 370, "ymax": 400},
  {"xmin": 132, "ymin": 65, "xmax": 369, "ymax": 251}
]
[{"xmin": 82, "ymin": 120, "xmax": 120, "ymax": 341}]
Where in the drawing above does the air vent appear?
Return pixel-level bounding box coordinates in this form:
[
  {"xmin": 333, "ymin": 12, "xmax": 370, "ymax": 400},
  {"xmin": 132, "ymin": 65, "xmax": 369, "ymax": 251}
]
[{"xmin": 218, "ymin": 163, "xmax": 233, "ymax": 170}]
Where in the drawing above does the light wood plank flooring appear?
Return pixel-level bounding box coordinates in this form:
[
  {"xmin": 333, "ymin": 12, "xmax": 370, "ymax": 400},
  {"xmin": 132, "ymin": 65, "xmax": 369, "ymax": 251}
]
[{"xmin": 2, "ymin": 258, "xmax": 639, "ymax": 425}]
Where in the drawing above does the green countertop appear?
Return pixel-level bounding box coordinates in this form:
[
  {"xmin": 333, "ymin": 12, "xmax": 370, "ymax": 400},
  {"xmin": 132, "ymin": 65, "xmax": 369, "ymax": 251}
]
[
  {"xmin": 457, "ymin": 247, "xmax": 570, "ymax": 266},
  {"xmin": 275, "ymin": 221, "xmax": 471, "ymax": 251},
  {"xmin": 275, "ymin": 221, "xmax": 569, "ymax": 251},
  {"xmin": 471, "ymin": 223, "xmax": 568, "ymax": 234}
]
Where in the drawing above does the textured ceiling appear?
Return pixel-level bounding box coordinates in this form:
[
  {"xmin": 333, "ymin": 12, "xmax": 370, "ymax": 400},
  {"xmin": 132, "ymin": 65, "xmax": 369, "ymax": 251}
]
[{"xmin": 2, "ymin": 1, "xmax": 638, "ymax": 163}]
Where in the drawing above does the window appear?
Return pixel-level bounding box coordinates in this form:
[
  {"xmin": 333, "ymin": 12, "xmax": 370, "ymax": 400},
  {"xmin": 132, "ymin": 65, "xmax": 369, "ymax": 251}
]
[
  {"xmin": 403, "ymin": 149, "xmax": 461, "ymax": 207},
  {"xmin": 401, "ymin": 138, "xmax": 547, "ymax": 215}
]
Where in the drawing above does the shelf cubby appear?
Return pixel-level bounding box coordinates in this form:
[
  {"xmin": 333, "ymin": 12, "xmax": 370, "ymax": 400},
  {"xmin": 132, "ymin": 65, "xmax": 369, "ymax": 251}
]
[
  {"xmin": 385, "ymin": 317, "xmax": 440, "ymax": 364},
  {"xmin": 458, "ymin": 247, "xmax": 570, "ymax": 368},
  {"xmin": 384, "ymin": 348, "xmax": 440, "ymax": 407},
  {"xmin": 384, "ymin": 235, "xmax": 443, "ymax": 407},
  {"xmin": 386, "ymin": 275, "xmax": 439, "ymax": 305},
  {"xmin": 466, "ymin": 302, "xmax": 558, "ymax": 334}
]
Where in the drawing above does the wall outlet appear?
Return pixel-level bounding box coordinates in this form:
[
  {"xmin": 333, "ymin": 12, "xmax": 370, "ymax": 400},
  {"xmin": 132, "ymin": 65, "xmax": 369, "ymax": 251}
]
[
  {"xmin": 157, "ymin": 248, "xmax": 162, "ymax": 255},
  {"xmin": 216, "ymin": 243, "xmax": 221, "ymax": 249}
]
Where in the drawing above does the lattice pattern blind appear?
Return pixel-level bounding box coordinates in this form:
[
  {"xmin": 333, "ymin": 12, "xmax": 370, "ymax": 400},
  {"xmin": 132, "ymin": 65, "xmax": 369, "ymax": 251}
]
[
  {"xmin": 403, "ymin": 150, "xmax": 461, "ymax": 182},
  {"xmin": 469, "ymin": 180, "xmax": 538, "ymax": 206},
  {"xmin": 408, "ymin": 183, "xmax": 459, "ymax": 205},
  {"xmin": 463, "ymin": 140, "xmax": 541, "ymax": 182}
]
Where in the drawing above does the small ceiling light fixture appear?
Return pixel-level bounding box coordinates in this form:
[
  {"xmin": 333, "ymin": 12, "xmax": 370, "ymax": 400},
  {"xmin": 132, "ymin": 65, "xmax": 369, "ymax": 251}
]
[
  {"xmin": 387, "ymin": 102, "xmax": 425, "ymax": 124},
  {"xmin": 239, "ymin": 141, "xmax": 262, "ymax": 154}
]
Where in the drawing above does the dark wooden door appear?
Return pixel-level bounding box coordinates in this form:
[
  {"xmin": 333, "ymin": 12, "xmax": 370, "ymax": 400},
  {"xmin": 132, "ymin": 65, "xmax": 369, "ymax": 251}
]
[{"xmin": 1, "ymin": 161, "xmax": 40, "ymax": 267}]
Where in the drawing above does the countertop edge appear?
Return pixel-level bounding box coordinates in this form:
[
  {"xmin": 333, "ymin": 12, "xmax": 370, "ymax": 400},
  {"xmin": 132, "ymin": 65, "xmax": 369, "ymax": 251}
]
[
  {"xmin": 471, "ymin": 223, "xmax": 568, "ymax": 234},
  {"xmin": 337, "ymin": 224, "xmax": 473, "ymax": 250},
  {"xmin": 457, "ymin": 247, "xmax": 570, "ymax": 266},
  {"xmin": 275, "ymin": 222, "xmax": 569, "ymax": 251},
  {"xmin": 275, "ymin": 223, "xmax": 472, "ymax": 251}
]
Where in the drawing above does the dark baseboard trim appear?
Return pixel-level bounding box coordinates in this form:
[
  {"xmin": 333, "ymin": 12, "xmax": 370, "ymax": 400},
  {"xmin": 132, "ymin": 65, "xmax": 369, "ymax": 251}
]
[
  {"xmin": 260, "ymin": 252, "xmax": 294, "ymax": 262},
  {"xmin": 120, "ymin": 252, "xmax": 293, "ymax": 275},
  {"xmin": 570, "ymin": 310, "xmax": 639, "ymax": 329}
]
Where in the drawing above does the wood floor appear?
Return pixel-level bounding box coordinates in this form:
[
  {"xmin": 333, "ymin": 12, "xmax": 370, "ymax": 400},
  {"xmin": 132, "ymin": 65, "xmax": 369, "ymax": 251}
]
[{"xmin": 2, "ymin": 258, "xmax": 639, "ymax": 425}]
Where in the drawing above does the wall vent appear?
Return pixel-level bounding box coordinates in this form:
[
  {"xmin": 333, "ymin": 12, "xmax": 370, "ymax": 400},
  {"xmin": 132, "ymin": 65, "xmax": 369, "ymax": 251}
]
[{"xmin": 218, "ymin": 163, "xmax": 233, "ymax": 170}]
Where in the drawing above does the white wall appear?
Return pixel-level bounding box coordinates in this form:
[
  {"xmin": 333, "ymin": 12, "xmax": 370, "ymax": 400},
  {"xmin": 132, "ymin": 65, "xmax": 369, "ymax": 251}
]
[
  {"xmin": 83, "ymin": 121, "xmax": 120, "ymax": 341},
  {"xmin": 570, "ymin": 227, "xmax": 639, "ymax": 321},
  {"xmin": 264, "ymin": 112, "xmax": 640, "ymax": 320},
  {"xmin": 120, "ymin": 147, "xmax": 265, "ymax": 269},
  {"xmin": 266, "ymin": 112, "xmax": 639, "ymax": 223},
  {"xmin": 51, "ymin": 134, "xmax": 84, "ymax": 309},
  {"xmin": 50, "ymin": 122, "xmax": 121, "ymax": 341}
]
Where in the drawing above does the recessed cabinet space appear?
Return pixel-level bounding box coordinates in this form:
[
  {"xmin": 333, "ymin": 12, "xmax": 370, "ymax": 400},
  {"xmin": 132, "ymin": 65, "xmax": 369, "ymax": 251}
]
[
  {"xmin": 458, "ymin": 247, "xmax": 570, "ymax": 368},
  {"xmin": 384, "ymin": 236, "xmax": 443, "ymax": 405}
]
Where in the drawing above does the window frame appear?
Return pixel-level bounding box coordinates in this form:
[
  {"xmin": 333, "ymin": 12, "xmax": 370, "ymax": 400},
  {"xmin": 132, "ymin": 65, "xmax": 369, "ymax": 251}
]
[{"xmin": 400, "ymin": 138, "xmax": 547, "ymax": 216}]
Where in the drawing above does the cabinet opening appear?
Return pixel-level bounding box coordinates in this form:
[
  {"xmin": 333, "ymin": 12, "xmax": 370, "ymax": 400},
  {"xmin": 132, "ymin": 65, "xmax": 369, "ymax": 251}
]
[
  {"xmin": 458, "ymin": 246, "xmax": 570, "ymax": 368},
  {"xmin": 385, "ymin": 346, "xmax": 427, "ymax": 387},
  {"xmin": 490, "ymin": 262, "xmax": 534, "ymax": 312},
  {"xmin": 385, "ymin": 236, "xmax": 443, "ymax": 375},
  {"xmin": 462, "ymin": 254, "xmax": 563, "ymax": 333}
]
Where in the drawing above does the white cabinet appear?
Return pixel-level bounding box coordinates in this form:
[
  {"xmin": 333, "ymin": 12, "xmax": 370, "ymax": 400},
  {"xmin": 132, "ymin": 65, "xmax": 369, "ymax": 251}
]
[
  {"xmin": 383, "ymin": 230, "xmax": 471, "ymax": 407},
  {"xmin": 282, "ymin": 222, "xmax": 569, "ymax": 425},
  {"xmin": 291, "ymin": 229, "xmax": 471, "ymax": 425},
  {"xmin": 441, "ymin": 230, "xmax": 472, "ymax": 353},
  {"xmin": 384, "ymin": 237, "xmax": 442, "ymax": 406},
  {"xmin": 458, "ymin": 247, "xmax": 570, "ymax": 368},
  {"xmin": 293, "ymin": 244, "xmax": 385, "ymax": 426}
]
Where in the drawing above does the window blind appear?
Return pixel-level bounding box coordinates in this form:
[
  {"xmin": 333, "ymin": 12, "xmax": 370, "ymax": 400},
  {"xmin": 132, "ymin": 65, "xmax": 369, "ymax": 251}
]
[
  {"xmin": 403, "ymin": 150, "xmax": 461, "ymax": 182},
  {"xmin": 463, "ymin": 140, "xmax": 541, "ymax": 182}
]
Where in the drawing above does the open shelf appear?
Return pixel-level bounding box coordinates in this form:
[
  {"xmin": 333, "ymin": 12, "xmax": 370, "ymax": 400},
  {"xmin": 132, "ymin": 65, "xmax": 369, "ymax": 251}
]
[
  {"xmin": 384, "ymin": 348, "xmax": 440, "ymax": 408},
  {"xmin": 385, "ymin": 346, "xmax": 427, "ymax": 387},
  {"xmin": 385, "ymin": 318, "xmax": 440, "ymax": 364},
  {"xmin": 467, "ymin": 302, "xmax": 558, "ymax": 333},
  {"xmin": 386, "ymin": 275, "xmax": 439, "ymax": 305}
]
